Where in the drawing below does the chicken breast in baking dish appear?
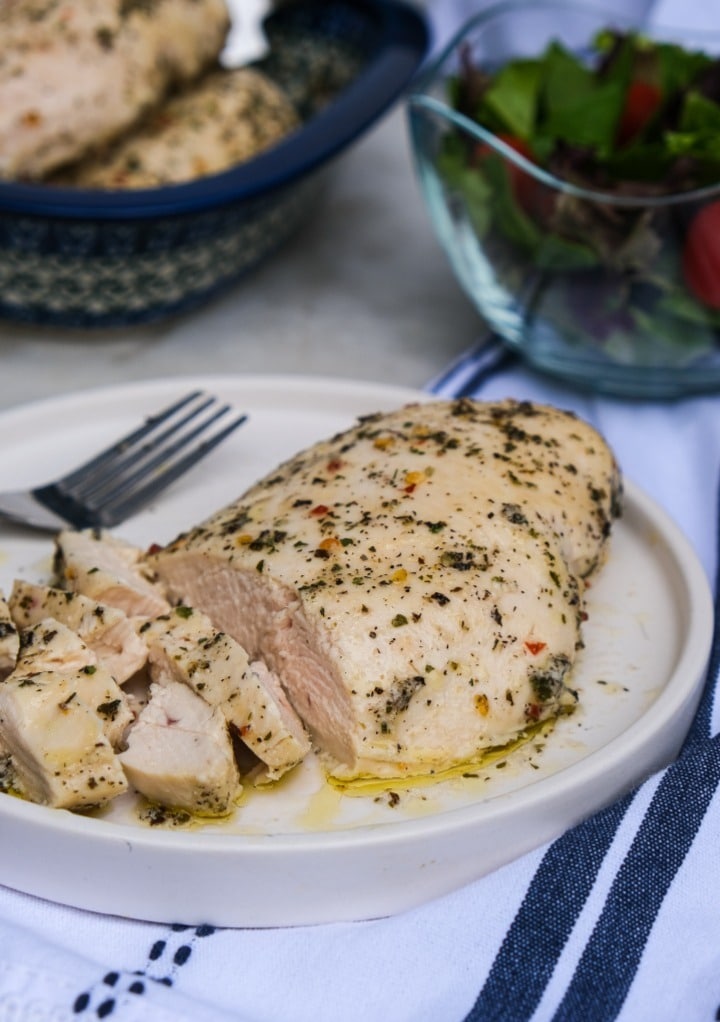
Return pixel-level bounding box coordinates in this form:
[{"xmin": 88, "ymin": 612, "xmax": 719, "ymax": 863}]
[
  {"xmin": 0, "ymin": 0, "xmax": 231, "ymax": 180},
  {"xmin": 150, "ymin": 398, "xmax": 622, "ymax": 782},
  {"xmin": 52, "ymin": 66, "xmax": 299, "ymax": 189}
]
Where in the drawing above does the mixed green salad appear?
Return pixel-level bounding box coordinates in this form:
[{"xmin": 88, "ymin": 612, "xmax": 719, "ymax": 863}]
[{"xmin": 438, "ymin": 28, "xmax": 720, "ymax": 364}]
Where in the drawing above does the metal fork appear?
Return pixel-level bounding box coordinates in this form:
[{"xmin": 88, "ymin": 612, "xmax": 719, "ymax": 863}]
[{"xmin": 0, "ymin": 391, "xmax": 247, "ymax": 533}]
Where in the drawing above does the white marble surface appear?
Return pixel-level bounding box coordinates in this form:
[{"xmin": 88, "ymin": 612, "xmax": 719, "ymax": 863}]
[{"xmin": 0, "ymin": 106, "xmax": 481, "ymax": 412}]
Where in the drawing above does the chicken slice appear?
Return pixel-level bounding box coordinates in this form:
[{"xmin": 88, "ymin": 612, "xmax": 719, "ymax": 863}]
[
  {"xmin": 240, "ymin": 660, "xmax": 312, "ymax": 782},
  {"xmin": 55, "ymin": 529, "xmax": 170, "ymax": 619},
  {"xmin": 0, "ymin": 592, "xmax": 18, "ymax": 769},
  {"xmin": 0, "ymin": 0, "xmax": 231, "ymax": 180},
  {"xmin": 12, "ymin": 618, "xmax": 134, "ymax": 747},
  {"xmin": 140, "ymin": 605, "xmax": 310, "ymax": 780},
  {"xmin": 0, "ymin": 671, "xmax": 127, "ymax": 808},
  {"xmin": 119, "ymin": 680, "xmax": 240, "ymax": 816},
  {"xmin": 9, "ymin": 580, "xmax": 148, "ymax": 684},
  {"xmin": 52, "ymin": 66, "xmax": 299, "ymax": 189},
  {"xmin": 0, "ymin": 590, "xmax": 19, "ymax": 680},
  {"xmin": 0, "ymin": 619, "xmax": 131, "ymax": 808},
  {"xmin": 150, "ymin": 398, "xmax": 621, "ymax": 782}
]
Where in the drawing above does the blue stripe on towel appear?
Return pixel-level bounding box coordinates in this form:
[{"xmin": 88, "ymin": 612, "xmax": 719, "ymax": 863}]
[
  {"xmin": 550, "ymin": 502, "xmax": 720, "ymax": 1021},
  {"xmin": 462, "ymin": 461, "xmax": 720, "ymax": 1022},
  {"xmin": 428, "ymin": 335, "xmax": 514, "ymax": 397},
  {"xmin": 551, "ymin": 737, "xmax": 720, "ymax": 1022},
  {"xmin": 464, "ymin": 796, "xmax": 633, "ymax": 1022}
]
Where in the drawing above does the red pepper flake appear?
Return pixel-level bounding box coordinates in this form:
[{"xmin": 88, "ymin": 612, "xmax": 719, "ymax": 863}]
[
  {"xmin": 524, "ymin": 640, "xmax": 547, "ymax": 655},
  {"xmin": 326, "ymin": 458, "xmax": 343, "ymax": 473},
  {"xmin": 146, "ymin": 542, "xmax": 162, "ymax": 555},
  {"xmin": 402, "ymin": 470, "xmax": 426, "ymax": 495},
  {"xmin": 525, "ymin": 702, "xmax": 542, "ymax": 721},
  {"xmin": 310, "ymin": 505, "xmax": 329, "ymax": 517}
]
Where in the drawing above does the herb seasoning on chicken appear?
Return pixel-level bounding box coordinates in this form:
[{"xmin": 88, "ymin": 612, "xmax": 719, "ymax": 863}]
[
  {"xmin": 0, "ymin": 590, "xmax": 19, "ymax": 681},
  {"xmin": 0, "ymin": 619, "xmax": 131, "ymax": 808},
  {"xmin": 151, "ymin": 398, "xmax": 622, "ymax": 783}
]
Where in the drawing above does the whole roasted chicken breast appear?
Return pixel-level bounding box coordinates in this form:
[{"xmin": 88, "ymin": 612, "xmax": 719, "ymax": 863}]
[{"xmin": 150, "ymin": 398, "xmax": 621, "ymax": 782}]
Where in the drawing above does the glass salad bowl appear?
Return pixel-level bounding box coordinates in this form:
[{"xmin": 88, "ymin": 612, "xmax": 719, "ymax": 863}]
[{"xmin": 407, "ymin": 0, "xmax": 720, "ymax": 399}]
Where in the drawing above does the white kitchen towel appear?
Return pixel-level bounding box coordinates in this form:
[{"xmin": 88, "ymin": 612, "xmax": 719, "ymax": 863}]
[
  {"xmin": 423, "ymin": 0, "xmax": 657, "ymax": 52},
  {"xmin": 0, "ymin": 348, "xmax": 719, "ymax": 1022}
]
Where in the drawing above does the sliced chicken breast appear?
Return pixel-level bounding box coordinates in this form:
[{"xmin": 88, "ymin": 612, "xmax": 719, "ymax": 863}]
[
  {"xmin": 0, "ymin": 0, "xmax": 231, "ymax": 180},
  {"xmin": 0, "ymin": 618, "xmax": 131, "ymax": 809},
  {"xmin": 151, "ymin": 398, "xmax": 621, "ymax": 781},
  {"xmin": 12, "ymin": 618, "xmax": 134, "ymax": 747},
  {"xmin": 240, "ymin": 659, "xmax": 312, "ymax": 782},
  {"xmin": 52, "ymin": 66, "xmax": 299, "ymax": 189},
  {"xmin": 119, "ymin": 679, "xmax": 240, "ymax": 816},
  {"xmin": 9, "ymin": 579, "xmax": 148, "ymax": 683},
  {"xmin": 140, "ymin": 604, "xmax": 311, "ymax": 780},
  {"xmin": 15, "ymin": 615, "xmax": 99, "ymax": 674},
  {"xmin": 55, "ymin": 529, "xmax": 170, "ymax": 618},
  {"xmin": 0, "ymin": 590, "xmax": 19, "ymax": 680},
  {"xmin": 0, "ymin": 670, "xmax": 128, "ymax": 808}
]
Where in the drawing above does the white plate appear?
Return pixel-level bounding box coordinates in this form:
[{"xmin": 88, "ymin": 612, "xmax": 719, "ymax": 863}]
[{"xmin": 0, "ymin": 375, "xmax": 713, "ymax": 927}]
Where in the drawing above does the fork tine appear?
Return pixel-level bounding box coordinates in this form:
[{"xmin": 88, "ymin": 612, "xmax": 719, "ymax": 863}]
[
  {"xmin": 66, "ymin": 393, "xmax": 219, "ymax": 503},
  {"xmin": 28, "ymin": 391, "xmax": 247, "ymax": 531},
  {"xmin": 90, "ymin": 411, "xmax": 248, "ymax": 527},
  {"xmin": 57, "ymin": 391, "xmax": 207, "ymax": 491},
  {"xmin": 83, "ymin": 402, "xmax": 238, "ymax": 507}
]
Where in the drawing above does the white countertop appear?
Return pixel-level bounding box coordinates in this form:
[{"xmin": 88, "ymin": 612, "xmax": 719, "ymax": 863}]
[{"xmin": 0, "ymin": 106, "xmax": 481, "ymax": 412}]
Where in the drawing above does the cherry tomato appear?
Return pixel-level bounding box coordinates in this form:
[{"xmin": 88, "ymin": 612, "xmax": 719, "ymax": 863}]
[
  {"xmin": 499, "ymin": 135, "xmax": 540, "ymax": 214},
  {"xmin": 617, "ymin": 81, "xmax": 662, "ymax": 146},
  {"xmin": 683, "ymin": 201, "xmax": 720, "ymax": 309},
  {"xmin": 473, "ymin": 134, "xmax": 546, "ymax": 219}
]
